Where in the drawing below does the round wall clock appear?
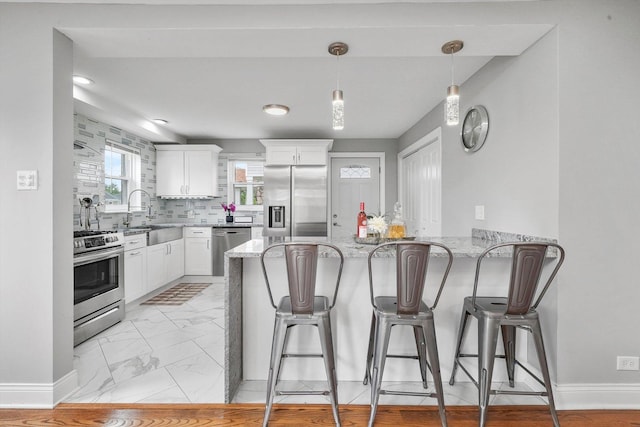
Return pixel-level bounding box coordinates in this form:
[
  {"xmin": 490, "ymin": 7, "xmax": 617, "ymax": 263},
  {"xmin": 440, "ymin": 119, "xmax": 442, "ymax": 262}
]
[{"xmin": 461, "ymin": 105, "xmax": 489, "ymax": 152}]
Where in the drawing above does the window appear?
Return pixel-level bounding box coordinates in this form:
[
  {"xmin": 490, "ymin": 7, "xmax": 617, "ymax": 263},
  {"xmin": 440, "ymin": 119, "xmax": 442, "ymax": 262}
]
[
  {"xmin": 104, "ymin": 140, "xmax": 141, "ymax": 212},
  {"xmin": 229, "ymin": 159, "xmax": 264, "ymax": 210}
]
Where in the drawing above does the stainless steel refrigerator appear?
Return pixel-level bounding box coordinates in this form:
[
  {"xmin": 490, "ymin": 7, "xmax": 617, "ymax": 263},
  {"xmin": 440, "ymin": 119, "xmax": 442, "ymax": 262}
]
[{"xmin": 263, "ymin": 165, "xmax": 328, "ymax": 238}]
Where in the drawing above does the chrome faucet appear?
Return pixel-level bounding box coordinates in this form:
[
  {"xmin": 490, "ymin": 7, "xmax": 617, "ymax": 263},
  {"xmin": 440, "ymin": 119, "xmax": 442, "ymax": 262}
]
[{"xmin": 123, "ymin": 189, "xmax": 152, "ymax": 227}]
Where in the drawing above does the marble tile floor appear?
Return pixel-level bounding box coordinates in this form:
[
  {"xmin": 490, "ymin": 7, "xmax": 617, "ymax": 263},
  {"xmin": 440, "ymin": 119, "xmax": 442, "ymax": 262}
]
[{"xmin": 66, "ymin": 278, "xmax": 547, "ymax": 407}]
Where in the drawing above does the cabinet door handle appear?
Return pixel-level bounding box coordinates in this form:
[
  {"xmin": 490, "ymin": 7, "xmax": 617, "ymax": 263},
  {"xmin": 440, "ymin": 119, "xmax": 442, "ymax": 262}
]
[
  {"xmin": 207, "ymin": 239, "xmax": 210, "ymax": 249},
  {"xmin": 128, "ymin": 240, "xmax": 141, "ymax": 245},
  {"xmin": 129, "ymin": 251, "xmax": 141, "ymax": 256}
]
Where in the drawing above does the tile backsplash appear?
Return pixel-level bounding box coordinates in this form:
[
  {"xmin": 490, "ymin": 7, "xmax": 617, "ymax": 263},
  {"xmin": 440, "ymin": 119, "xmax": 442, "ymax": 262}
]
[{"xmin": 73, "ymin": 113, "xmax": 263, "ymax": 231}]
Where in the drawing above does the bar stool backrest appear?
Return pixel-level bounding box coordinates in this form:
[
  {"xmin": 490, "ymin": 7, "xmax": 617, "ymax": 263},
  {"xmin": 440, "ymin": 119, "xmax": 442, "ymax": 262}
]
[
  {"xmin": 396, "ymin": 243, "xmax": 431, "ymax": 314},
  {"xmin": 284, "ymin": 244, "xmax": 318, "ymax": 314},
  {"xmin": 472, "ymin": 242, "xmax": 565, "ymax": 315},
  {"xmin": 261, "ymin": 242, "xmax": 344, "ymax": 314},
  {"xmin": 369, "ymin": 241, "xmax": 453, "ymax": 314}
]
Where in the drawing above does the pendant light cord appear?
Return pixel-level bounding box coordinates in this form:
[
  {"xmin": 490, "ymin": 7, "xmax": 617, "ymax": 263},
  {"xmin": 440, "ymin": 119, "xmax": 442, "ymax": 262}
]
[
  {"xmin": 336, "ymin": 52, "xmax": 341, "ymax": 91},
  {"xmin": 450, "ymin": 51, "xmax": 455, "ymax": 86}
]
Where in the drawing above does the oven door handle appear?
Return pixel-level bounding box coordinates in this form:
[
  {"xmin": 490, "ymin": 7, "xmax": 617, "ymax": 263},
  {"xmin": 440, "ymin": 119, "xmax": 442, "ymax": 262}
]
[{"xmin": 74, "ymin": 246, "xmax": 124, "ymax": 266}]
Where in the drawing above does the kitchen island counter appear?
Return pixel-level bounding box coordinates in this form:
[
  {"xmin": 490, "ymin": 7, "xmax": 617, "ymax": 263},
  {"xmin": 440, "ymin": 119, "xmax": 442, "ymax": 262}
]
[
  {"xmin": 226, "ymin": 236, "xmax": 522, "ymax": 260},
  {"xmin": 223, "ymin": 230, "xmax": 558, "ymax": 402}
]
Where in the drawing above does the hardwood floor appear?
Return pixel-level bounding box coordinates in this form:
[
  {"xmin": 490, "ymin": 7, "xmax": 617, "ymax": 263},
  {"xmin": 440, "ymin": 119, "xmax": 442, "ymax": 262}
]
[{"xmin": 0, "ymin": 404, "xmax": 638, "ymax": 426}]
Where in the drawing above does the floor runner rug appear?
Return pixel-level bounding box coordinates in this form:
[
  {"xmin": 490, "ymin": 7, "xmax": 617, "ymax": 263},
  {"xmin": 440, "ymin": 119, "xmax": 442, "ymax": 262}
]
[{"xmin": 141, "ymin": 283, "xmax": 209, "ymax": 306}]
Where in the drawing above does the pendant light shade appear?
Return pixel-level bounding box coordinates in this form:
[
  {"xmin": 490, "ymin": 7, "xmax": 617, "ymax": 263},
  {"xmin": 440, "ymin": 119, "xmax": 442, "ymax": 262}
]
[
  {"xmin": 442, "ymin": 40, "xmax": 464, "ymax": 126},
  {"xmin": 329, "ymin": 42, "xmax": 348, "ymax": 130},
  {"xmin": 445, "ymin": 84, "xmax": 460, "ymax": 126},
  {"xmin": 332, "ymin": 89, "xmax": 344, "ymax": 130}
]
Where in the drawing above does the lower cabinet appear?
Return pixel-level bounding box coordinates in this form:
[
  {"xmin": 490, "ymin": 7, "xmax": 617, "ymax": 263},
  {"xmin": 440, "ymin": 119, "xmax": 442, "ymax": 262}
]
[
  {"xmin": 184, "ymin": 227, "xmax": 212, "ymax": 275},
  {"xmin": 124, "ymin": 235, "xmax": 147, "ymax": 303},
  {"xmin": 147, "ymin": 239, "xmax": 185, "ymax": 291}
]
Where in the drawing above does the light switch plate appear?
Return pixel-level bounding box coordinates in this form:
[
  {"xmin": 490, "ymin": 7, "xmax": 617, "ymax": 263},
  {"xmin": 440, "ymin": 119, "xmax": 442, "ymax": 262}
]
[
  {"xmin": 17, "ymin": 170, "xmax": 38, "ymax": 190},
  {"xmin": 475, "ymin": 205, "xmax": 485, "ymax": 220}
]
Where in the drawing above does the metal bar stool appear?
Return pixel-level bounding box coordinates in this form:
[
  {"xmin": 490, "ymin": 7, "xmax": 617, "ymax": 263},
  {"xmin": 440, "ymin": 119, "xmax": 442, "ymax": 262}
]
[
  {"xmin": 449, "ymin": 242, "xmax": 565, "ymax": 427},
  {"xmin": 260, "ymin": 242, "xmax": 344, "ymax": 427},
  {"xmin": 363, "ymin": 241, "xmax": 453, "ymax": 427}
]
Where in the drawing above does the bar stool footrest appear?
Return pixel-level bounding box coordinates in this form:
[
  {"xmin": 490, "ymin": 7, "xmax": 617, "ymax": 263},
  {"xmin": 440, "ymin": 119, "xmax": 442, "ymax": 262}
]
[
  {"xmin": 282, "ymin": 353, "xmax": 323, "ymax": 358},
  {"xmin": 380, "ymin": 390, "xmax": 438, "ymax": 398},
  {"xmin": 276, "ymin": 390, "xmax": 330, "ymax": 396},
  {"xmin": 386, "ymin": 354, "xmax": 420, "ymax": 360},
  {"xmin": 493, "ymin": 390, "xmax": 549, "ymax": 396}
]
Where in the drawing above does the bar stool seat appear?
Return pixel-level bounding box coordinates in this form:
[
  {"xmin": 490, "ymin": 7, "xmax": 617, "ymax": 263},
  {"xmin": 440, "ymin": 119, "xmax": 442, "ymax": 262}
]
[
  {"xmin": 363, "ymin": 241, "xmax": 453, "ymax": 427},
  {"xmin": 260, "ymin": 242, "xmax": 344, "ymax": 427},
  {"xmin": 449, "ymin": 242, "xmax": 565, "ymax": 427}
]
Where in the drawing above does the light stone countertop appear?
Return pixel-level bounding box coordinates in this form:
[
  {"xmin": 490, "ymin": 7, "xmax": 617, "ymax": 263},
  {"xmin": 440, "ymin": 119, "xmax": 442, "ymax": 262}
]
[
  {"xmin": 122, "ymin": 222, "xmax": 261, "ymax": 236},
  {"xmin": 225, "ymin": 236, "xmax": 518, "ymax": 259},
  {"xmin": 225, "ymin": 228, "xmax": 559, "ymax": 259}
]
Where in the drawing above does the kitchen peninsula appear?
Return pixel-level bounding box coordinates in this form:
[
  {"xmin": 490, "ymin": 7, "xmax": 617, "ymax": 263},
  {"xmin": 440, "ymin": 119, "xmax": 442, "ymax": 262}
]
[{"xmin": 222, "ymin": 229, "xmax": 558, "ymax": 402}]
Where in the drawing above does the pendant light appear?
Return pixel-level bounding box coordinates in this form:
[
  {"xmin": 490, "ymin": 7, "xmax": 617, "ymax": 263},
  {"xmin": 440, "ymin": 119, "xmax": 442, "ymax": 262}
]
[
  {"xmin": 441, "ymin": 40, "xmax": 464, "ymax": 126},
  {"xmin": 329, "ymin": 42, "xmax": 348, "ymax": 130}
]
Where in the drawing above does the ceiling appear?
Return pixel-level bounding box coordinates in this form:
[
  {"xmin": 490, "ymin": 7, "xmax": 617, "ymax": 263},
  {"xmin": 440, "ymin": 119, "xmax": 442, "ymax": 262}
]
[{"xmin": 55, "ymin": 1, "xmax": 553, "ymax": 143}]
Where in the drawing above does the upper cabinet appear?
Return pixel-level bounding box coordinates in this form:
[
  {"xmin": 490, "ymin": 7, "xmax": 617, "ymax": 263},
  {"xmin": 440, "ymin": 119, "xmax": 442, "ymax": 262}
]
[
  {"xmin": 156, "ymin": 145, "xmax": 222, "ymax": 198},
  {"xmin": 260, "ymin": 139, "xmax": 333, "ymax": 166}
]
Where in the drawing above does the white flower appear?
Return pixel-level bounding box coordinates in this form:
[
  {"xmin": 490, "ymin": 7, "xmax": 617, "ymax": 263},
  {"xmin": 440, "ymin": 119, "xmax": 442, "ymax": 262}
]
[{"xmin": 367, "ymin": 215, "xmax": 388, "ymax": 234}]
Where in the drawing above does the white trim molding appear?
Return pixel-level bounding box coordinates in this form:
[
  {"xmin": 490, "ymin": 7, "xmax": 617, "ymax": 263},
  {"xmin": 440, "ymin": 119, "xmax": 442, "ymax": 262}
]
[
  {"xmin": 519, "ymin": 360, "xmax": 640, "ymax": 410},
  {"xmin": 554, "ymin": 383, "xmax": 640, "ymax": 410},
  {"xmin": 0, "ymin": 370, "xmax": 78, "ymax": 408}
]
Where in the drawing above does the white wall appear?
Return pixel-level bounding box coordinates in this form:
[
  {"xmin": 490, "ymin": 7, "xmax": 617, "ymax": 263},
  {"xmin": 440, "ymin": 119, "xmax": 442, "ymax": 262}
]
[
  {"xmin": 555, "ymin": 0, "xmax": 640, "ymax": 389},
  {"xmin": 0, "ymin": 12, "xmax": 76, "ymax": 405}
]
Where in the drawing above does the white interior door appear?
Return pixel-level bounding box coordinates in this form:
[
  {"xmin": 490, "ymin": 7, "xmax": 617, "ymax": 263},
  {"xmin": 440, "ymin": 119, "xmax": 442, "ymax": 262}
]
[
  {"xmin": 399, "ymin": 129, "xmax": 442, "ymax": 237},
  {"xmin": 330, "ymin": 156, "xmax": 381, "ymax": 239}
]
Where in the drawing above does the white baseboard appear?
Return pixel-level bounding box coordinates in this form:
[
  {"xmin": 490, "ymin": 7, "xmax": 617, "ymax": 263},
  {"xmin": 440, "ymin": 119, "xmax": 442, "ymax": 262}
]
[
  {"xmin": 0, "ymin": 369, "xmax": 78, "ymax": 408},
  {"xmin": 554, "ymin": 383, "xmax": 640, "ymax": 409},
  {"xmin": 519, "ymin": 363, "xmax": 640, "ymax": 410}
]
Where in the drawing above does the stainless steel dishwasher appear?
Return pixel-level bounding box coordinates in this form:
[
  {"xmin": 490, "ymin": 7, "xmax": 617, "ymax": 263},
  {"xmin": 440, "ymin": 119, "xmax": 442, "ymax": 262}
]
[{"xmin": 212, "ymin": 227, "xmax": 252, "ymax": 276}]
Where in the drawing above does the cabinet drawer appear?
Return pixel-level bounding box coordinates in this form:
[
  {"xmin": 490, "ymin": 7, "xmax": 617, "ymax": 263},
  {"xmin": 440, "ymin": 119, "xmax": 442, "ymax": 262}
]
[
  {"xmin": 125, "ymin": 235, "xmax": 147, "ymax": 251},
  {"xmin": 185, "ymin": 227, "xmax": 212, "ymax": 238}
]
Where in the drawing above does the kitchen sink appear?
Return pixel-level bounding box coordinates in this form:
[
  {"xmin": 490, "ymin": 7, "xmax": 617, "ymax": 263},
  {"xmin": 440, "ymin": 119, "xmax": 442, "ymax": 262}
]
[
  {"xmin": 127, "ymin": 225, "xmax": 183, "ymax": 245},
  {"xmin": 128, "ymin": 224, "xmax": 175, "ymax": 230}
]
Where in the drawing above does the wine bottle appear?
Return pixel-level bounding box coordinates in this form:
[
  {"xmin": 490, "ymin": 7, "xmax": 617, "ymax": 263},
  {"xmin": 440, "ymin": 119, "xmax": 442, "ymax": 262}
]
[{"xmin": 357, "ymin": 202, "xmax": 368, "ymax": 238}]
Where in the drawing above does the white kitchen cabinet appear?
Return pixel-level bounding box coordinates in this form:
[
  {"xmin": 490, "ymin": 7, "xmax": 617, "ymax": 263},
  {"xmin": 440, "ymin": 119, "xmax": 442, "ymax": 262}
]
[
  {"xmin": 147, "ymin": 238, "xmax": 185, "ymax": 291},
  {"xmin": 124, "ymin": 234, "xmax": 147, "ymax": 303},
  {"xmin": 260, "ymin": 139, "xmax": 333, "ymax": 166},
  {"xmin": 156, "ymin": 145, "xmax": 222, "ymax": 198},
  {"xmin": 166, "ymin": 239, "xmax": 185, "ymax": 282},
  {"xmin": 147, "ymin": 243, "xmax": 168, "ymax": 291},
  {"xmin": 185, "ymin": 227, "xmax": 212, "ymax": 275}
]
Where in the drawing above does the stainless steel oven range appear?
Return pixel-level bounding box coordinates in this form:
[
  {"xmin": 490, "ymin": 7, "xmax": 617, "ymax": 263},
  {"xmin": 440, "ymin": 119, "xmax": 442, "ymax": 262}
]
[{"xmin": 73, "ymin": 230, "xmax": 125, "ymax": 346}]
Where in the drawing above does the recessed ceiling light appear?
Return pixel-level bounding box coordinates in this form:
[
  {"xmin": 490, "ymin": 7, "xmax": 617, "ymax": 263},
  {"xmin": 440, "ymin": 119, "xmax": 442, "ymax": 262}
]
[
  {"xmin": 263, "ymin": 104, "xmax": 290, "ymax": 116},
  {"xmin": 72, "ymin": 75, "xmax": 93, "ymax": 85},
  {"xmin": 152, "ymin": 119, "xmax": 169, "ymax": 125}
]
